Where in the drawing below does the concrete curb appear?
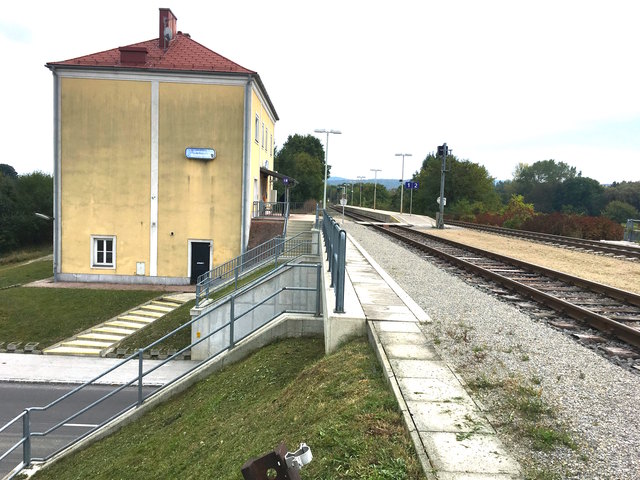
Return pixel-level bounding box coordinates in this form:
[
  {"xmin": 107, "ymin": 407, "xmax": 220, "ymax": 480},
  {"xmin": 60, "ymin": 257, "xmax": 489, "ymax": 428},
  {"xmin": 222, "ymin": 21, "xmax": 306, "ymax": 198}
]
[{"xmin": 366, "ymin": 321, "xmax": 437, "ymax": 480}]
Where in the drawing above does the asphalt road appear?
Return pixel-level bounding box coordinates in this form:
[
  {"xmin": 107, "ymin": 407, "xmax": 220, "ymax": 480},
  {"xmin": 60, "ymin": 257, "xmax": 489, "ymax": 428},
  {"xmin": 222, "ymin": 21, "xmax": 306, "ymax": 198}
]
[{"xmin": 0, "ymin": 381, "xmax": 155, "ymax": 478}]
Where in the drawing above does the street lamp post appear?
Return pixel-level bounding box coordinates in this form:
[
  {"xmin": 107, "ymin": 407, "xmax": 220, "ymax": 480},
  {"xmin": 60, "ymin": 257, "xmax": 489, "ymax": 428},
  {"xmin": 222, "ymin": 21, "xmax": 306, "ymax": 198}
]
[
  {"xmin": 395, "ymin": 153, "xmax": 412, "ymax": 214},
  {"xmin": 314, "ymin": 128, "xmax": 342, "ymax": 210},
  {"xmin": 370, "ymin": 168, "xmax": 381, "ymax": 210},
  {"xmin": 357, "ymin": 175, "xmax": 365, "ymax": 206}
]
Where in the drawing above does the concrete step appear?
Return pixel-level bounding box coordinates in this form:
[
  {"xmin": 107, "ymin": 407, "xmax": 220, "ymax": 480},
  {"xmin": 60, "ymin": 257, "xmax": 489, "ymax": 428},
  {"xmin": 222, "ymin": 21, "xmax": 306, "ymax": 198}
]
[
  {"xmin": 44, "ymin": 346, "xmax": 103, "ymax": 356},
  {"xmin": 93, "ymin": 326, "xmax": 138, "ymax": 336},
  {"xmin": 152, "ymin": 300, "xmax": 181, "ymax": 308},
  {"xmin": 130, "ymin": 309, "xmax": 164, "ymax": 318},
  {"xmin": 140, "ymin": 304, "xmax": 173, "ymax": 313},
  {"xmin": 106, "ymin": 320, "xmax": 146, "ymax": 330},
  {"xmin": 78, "ymin": 332, "xmax": 125, "ymax": 342},
  {"xmin": 61, "ymin": 339, "xmax": 114, "ymax": 348},
  {"xmin": 118, "ymin": 314, "xmax": 155, "ymax": 324}
]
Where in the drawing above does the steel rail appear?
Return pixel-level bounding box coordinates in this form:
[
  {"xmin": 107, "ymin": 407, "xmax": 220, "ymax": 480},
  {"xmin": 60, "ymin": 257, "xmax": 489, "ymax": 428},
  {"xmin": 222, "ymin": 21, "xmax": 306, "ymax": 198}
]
[
  {"xmin": 378, "ymin": 225, "xmax": 640, "ymax": 349},
  {"xmin": 445, "ymin": 219, "xmax": 640, "ymax": 259}
]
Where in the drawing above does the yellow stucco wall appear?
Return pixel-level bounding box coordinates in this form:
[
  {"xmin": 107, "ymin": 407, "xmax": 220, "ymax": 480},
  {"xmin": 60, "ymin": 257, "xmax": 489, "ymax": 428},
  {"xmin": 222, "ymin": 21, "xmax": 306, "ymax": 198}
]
[
  {"xmin": 60, "ymin": 78, "xmax": 151, "ymax": 276},
  {"xmin": 250, "ymin": 89, "xmax": 275, "ymax": 204},
  {"xmin": 59, "ymin": 75, "xmax": 272, "ymax": 281},
  {"xmin": 157, "ymin": 82, "xmax": 245, "ymax": 277}
]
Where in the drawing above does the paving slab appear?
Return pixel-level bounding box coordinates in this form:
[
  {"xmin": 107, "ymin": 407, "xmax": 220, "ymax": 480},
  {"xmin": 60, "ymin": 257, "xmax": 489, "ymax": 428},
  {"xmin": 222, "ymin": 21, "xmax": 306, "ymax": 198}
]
[
  {"xmin": 422, "ymin": 432, "xmax": 521, "ymax": 475},
  {"xmin": 406, "ymin": 400, "xmax": 494, "ymax": 434},
  {"xmin": 372, "ymin": 321, "xmax": 421, "ymax": 333},
  {"xmin": 384, "ymin": 342, "xmax": 439, "ymax": 360},
  {"xmin": 377, "ymin": 331, "xmax": 429, "ymax": 345},
  {"xmin": 398, "ymin": 377, "xmax": 472, "ymax": 403},
  {"xmin": 390, "ymin": 358, "xmax": 459, "ymax": 381}
]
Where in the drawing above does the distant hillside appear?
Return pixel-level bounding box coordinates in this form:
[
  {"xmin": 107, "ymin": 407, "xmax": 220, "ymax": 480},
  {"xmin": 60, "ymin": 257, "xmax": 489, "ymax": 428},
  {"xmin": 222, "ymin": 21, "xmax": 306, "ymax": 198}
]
[{"xmin": 328, "ymin": 176, "xmax": 402, "ymax": 190}]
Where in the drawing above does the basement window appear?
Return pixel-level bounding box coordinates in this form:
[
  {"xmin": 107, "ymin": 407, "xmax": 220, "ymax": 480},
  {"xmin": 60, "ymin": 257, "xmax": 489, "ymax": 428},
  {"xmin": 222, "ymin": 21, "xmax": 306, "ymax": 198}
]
[{"xmin": 92, "ymin": 236, "xmax": 116, "ymax": 268}]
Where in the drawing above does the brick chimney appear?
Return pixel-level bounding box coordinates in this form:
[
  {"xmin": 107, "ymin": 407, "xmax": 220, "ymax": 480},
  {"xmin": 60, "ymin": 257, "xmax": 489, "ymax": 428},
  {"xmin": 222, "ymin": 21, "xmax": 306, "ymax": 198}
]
[{"xmin": 159, "ymin": 8, "xmax": 177, "ymax": 50}]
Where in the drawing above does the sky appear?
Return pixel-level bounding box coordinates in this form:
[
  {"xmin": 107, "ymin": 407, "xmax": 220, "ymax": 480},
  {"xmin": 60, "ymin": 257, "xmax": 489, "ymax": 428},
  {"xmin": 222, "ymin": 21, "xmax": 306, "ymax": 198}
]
[{"xmin": 2, "ymin": 0, "xmax": 639, "ymax": 184}]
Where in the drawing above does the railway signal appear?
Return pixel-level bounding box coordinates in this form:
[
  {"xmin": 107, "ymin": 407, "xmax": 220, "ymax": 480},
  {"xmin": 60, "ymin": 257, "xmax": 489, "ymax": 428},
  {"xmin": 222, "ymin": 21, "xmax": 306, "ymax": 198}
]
[{"xmin": 436, "ymin": 143, "xmax": 449, "ymax": 229}]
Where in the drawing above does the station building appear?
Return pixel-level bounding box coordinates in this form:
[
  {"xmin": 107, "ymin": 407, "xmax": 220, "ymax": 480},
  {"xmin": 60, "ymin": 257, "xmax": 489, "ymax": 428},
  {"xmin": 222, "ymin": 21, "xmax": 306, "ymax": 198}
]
[{"xmin": 46, "ymin": 8, "xmax": 279, "ymax": 285}]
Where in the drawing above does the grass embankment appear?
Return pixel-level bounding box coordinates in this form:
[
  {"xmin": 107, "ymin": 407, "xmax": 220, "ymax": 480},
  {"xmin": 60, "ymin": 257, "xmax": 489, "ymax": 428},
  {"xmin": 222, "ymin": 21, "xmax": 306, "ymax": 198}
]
[
  {"xmin": 0, "ymin": 288, "xmax": 160, "ymax": 348},
  {"xmin": 0, "ymin": 255, "xmax": 159, "ymax": 348},
  {"xmin": 32, "ymin": 338, "xmax": 424, "ymax": 479},
  {"xmin": 0, "ymin": 245, "xmax": 52, "ymax": 266},
  {"xmin": 0, "ymin": 258, "xmax": 52, "ymax": 288}
]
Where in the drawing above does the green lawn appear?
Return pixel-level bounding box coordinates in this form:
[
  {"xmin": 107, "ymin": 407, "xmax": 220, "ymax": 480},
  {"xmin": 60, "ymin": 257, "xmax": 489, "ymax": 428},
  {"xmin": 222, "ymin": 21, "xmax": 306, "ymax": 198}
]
[
  {"xmin": 0, "ymin": 288, "xmax": 160, "ymax": 347},
  {"xmin": 0, "ymin": 258, "xmax": 53, "ymax": 288},
  {"xmin": 31, "ymin": 338, "xmax": 425, "ymax": 480},
  {"xmin": 0, "ymin": 253, "xmax": 161, "ymax": 348}
]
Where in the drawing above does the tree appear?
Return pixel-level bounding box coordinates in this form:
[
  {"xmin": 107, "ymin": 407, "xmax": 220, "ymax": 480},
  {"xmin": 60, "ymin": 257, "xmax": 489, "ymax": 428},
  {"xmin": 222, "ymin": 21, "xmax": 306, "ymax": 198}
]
[
  {"xmin": 412, "ymin": 154, "xmax": 500, "ymax": 216},
  {"xmin": 0, "ymin": 164, "xmax": 17, "ymax": 179},
  {"xmin": 274, "ymin": 134, "xmax": 326, "ymax": 203},
  {"xmin": 512, "ymin": 160, "xmax": 578, "ymax": 212},
  {"xmin": 503, "ymin": 194, "xmax": 535, "ymax": 229},
  {"xmin": 0, "ymin": 168, "xmax": 53, "ymax": 252},
  {"xmin": 553, "ymin": 176, "xmax": 604, "ymax": 216},
  {"xmin": 603, "ymin": 181, "xmax": 640, "ymax": 211},
  {"xmin": 602, "ymin": 200, "xmax": 640, "ymax": 224}
]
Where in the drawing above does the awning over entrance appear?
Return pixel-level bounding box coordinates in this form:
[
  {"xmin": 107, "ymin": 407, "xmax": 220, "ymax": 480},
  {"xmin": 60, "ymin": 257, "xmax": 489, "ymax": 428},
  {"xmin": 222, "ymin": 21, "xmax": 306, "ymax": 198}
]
[{"xmin": 260, "ymin": 166, "xmax": 297, "ymax": 186}]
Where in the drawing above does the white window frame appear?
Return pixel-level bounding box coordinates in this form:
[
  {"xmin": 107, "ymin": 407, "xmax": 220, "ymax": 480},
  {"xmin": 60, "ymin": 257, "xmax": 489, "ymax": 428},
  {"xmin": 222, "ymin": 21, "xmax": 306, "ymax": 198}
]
[
  {"xmin": 261, "ymin": 121, "xmax": 265, "ymax": 148},
  {"xmin": 91, "ymin": 235, "xmax": 116, "ymax": 269},
  {"xmin": 254, "ymin": 114, "xmax": 260, "ymax": 143}
]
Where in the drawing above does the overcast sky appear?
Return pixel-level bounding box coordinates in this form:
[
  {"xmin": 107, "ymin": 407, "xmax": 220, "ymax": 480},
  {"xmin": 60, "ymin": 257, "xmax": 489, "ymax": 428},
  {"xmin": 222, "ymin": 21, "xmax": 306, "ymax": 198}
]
[{"xmin": 2, "ymin": 1, "xmax": 639, "ymax": 184}]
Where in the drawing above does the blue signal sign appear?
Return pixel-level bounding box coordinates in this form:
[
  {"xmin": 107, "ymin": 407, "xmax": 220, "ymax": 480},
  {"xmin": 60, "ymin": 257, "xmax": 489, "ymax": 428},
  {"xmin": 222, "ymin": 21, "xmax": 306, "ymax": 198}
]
[{"xmin": 404, "ymin": 181, "xmax": 419, "ymax": 189}]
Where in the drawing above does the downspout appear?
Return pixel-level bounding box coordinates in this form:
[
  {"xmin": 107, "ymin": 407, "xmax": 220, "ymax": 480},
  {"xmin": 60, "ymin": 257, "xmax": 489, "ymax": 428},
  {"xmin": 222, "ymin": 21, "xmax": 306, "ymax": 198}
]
[
  {"xmin": 240, "ymin": 77, "xmax": 252, "ymax": 255},
  {"xmin": 52, "ymin": 68, "xmax": 61, "ymax": 281}
]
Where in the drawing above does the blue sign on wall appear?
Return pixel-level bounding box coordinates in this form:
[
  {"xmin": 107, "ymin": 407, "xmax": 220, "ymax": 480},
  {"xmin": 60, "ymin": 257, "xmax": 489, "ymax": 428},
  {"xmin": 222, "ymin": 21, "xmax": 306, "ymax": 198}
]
[
  {"xmin": 185, "ymin": 148, "xmax": 216, "ymax": 160},
  {"xmin": 404, "ymin": 181, "xmax": 419, "ymax": 189}
]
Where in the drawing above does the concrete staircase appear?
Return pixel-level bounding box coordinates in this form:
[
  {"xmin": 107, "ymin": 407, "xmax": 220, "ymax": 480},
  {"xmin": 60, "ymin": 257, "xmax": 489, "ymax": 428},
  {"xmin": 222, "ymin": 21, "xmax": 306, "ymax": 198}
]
[
  {"xmin": 44, "ymin": 294, "xmax": 193, "ymax": 357},
  {"xmin": 286, "ymin": 218, "xmax": 314, "ymax": 241}
]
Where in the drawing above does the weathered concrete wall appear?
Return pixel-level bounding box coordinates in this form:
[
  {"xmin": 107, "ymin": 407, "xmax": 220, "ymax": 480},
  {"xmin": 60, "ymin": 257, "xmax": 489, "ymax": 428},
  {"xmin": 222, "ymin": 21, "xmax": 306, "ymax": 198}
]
[{"xmin": 191, "ymin": 263, "xmax": 320, "ymax": 360}]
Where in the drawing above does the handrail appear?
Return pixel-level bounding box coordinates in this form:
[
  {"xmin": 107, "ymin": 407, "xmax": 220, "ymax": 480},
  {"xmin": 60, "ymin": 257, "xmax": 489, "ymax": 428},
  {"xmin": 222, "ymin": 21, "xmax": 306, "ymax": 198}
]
[
  {"xmin": 195, "ymin": 231, "xmax": 317, "ymax": 307},
  {"xmin": 252, "ymin": 201, "xmax": 317, "ymax": 218},
  {"xmin": 0, "ymin": 261, "xmax": 322, "ymax": 479},
  {"xmin": 322, "ymin": 209, "xmax": 346, "ymax": 313}
]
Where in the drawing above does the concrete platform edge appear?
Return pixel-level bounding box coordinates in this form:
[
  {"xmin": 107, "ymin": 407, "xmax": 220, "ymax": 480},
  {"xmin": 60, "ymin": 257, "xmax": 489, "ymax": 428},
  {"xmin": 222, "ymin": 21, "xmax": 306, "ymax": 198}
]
[{"xmin": 348, "ymin": 234, "xmax": 431, "ymax": 324}]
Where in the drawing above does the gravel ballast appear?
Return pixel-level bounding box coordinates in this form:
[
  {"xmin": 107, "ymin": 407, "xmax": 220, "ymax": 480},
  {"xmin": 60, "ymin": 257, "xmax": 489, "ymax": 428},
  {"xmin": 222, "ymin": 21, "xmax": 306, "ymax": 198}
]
[{"xmin": 344, "ymin": 220, "xmax": 640, "ymax": 480}]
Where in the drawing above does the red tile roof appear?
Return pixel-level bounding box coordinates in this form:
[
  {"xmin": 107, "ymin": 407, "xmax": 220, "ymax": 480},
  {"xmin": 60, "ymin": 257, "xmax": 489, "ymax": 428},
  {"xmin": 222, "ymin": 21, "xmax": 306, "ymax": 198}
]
[{"xmin": 47, "ymin": 33, "xmax": 255, "ymax": 74}]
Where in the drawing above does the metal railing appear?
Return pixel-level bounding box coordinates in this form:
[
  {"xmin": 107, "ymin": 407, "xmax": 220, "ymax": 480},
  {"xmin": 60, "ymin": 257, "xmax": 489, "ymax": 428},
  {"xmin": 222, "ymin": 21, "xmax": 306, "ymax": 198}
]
[
  {"xmin": 322, "ymin": 209, "xmax": 346, "ymax": 313},
  {"xmin": 195, "ymin": 230, "xmax": 318, "ymax": 307},
  {"xmin": 624, "ymin": 219, "xmax": 640, "ymax": 243},
  {"xmin": 0, "ymin": 262, "xmax": 322, "ymax": 479},
  {"xmin": 252, "ymin": 201, "xmax": 318, "ymax": 218}
]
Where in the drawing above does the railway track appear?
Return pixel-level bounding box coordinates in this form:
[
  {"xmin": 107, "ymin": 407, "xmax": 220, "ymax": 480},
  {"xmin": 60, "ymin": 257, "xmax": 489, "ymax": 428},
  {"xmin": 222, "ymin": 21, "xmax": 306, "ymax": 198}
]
[
  {"xmin": 444, "ymin": 219, "xmax": 640, "ymax": 261},
  {"xmin": 333, "ymin": 207, "xmax": 640, "ymax": 365}
]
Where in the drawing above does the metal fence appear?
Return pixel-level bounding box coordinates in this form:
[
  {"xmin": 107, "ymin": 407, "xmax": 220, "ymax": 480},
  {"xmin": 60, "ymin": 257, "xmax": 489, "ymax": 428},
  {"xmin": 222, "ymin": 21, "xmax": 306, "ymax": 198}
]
[
  {"xmin": 624, "ymin": 219, "xmax": 640, "ymax": 243},
  {"xmin": 252, "ymin": 201, "xmax": 318, "ymax": 218},
  {"xmin": 322, "ymin": 209, "xmax": 346, "ymax": 313},
  {"xmin": 195, "ymin": 230, "xmax": 318, "ymax": 307},
  {"xmin": 0, "ymin": 262, "xmax": 322, "ymax": 479}
]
